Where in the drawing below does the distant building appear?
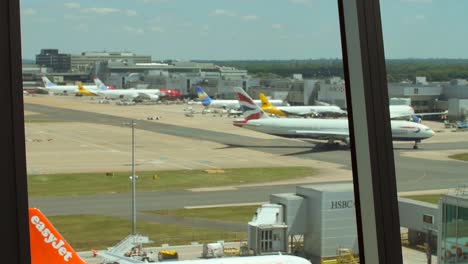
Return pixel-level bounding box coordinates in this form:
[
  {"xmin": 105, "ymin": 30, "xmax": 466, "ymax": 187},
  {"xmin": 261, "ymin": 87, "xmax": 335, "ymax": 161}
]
[
  {"xmin": 70, "ymin": 51, "xmax": 152, "ymax": 72},
  {"xmin": 35, "ymin": 49, "xmax": 71, "ymax": 72}
]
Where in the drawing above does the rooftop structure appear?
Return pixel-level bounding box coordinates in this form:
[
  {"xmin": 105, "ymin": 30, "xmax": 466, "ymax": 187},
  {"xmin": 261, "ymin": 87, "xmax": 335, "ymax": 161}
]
[
  {"xmin": 70, "ymin": 51, "xmax": 152, "ymax": 72},
  {"xmin": 35, "ymin": 49, "xmax": 71, "ymax": 73}
]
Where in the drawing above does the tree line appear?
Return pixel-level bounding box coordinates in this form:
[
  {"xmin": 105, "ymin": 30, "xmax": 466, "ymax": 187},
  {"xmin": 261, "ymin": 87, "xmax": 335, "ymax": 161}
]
[{"xmin": 194, "ymin": 59, "xmax": 468, "ymax": 82}]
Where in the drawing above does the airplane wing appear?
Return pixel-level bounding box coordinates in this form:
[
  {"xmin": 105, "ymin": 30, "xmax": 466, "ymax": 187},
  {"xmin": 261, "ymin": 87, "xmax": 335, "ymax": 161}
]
[
  {"xmin": 390, "ymin": 110, "xmax": 448, "ymax": 119},
  {"xmin": 413, "ymin": 110, "xmax": 448, "ymax": 116},
  {"xmin": 98, "ymin": 251, "xmax": 145, "ymax": 263},
  {"xmin": 135, "ymin": 92, "xmax": 160, "ymax": 101},
  {"xmin": 281, "ymin": 110, "xmax": 316, "ymax": 117}
]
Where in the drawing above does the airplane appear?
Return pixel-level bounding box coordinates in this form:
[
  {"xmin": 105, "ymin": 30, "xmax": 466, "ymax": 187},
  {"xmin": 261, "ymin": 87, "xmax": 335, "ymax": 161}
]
[
  {"xmin": 261, "ymin": 94, "xmax": 444, "ymax": 122},
  {"xmin": 160, "ymin": 88, "xmax": 183, "ymax": 100},
  {"xmin": 40, "ymin": 76, "xmax": 98, "ymax": 95},
  {"xmin": 91, "ymin": 78, "xmax": 161, "ymax": 102},
  {"xmin": 95, "ymin": 78, "xmax": 182, "ymax": 100},
  {"xmin": 29, "ymin": 207, "xmax": 311, "ymax": 264},
  {"xmin": 196, "ymin": 86, "xmax": 284, "ymax": 110},
  {"xmin": 76, "ymin": 82, "xmax": 98, "ymax": 96},
  {"xmin": 259, "ymin": 93, "xmax": 347, "ymax": 117},
  {"xmin": 389, "ymin": 104, "xmax": 448, "ymax": 123},
  {"xmin": 232, "ymin": 87, "xmax": 435, "ymax": 149}
]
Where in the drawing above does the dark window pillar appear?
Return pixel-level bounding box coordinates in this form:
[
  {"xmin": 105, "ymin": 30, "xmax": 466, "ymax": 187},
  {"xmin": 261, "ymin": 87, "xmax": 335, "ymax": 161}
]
[{"xmin": 0, "ymin": 0, "xmax": 31, "ymax": 262}]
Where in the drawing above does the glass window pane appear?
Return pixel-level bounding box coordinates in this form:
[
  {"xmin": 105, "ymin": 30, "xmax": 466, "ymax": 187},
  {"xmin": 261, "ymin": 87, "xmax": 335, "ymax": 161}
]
[
  {"xmin": 381, "ymin": 1, "xmax": 468, "ymax": 263},
  {"xmin": 19, "ymin": 1, "xmax": 370, "ymax": 263}
]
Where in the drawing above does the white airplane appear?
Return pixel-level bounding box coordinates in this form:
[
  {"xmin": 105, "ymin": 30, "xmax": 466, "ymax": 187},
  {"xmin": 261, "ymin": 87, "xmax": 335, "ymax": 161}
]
[
  {"xmin": 29, "ymin": 207, "xmax": 311, "ymax": 264},
  {"xmin": 88, "ymin": 78, "xmax": 161, "ymax": 101},
  {"xmin": 40, "ymin": 76, "xmax": 97, "ymax": 95},
  {"xmin": 196, "ymin": 86, "xmax": 285, "ymax": 110},
  {"xmin": 233, "ymin": 87, "xmax": 435, "ymax": 149},
  {"xmin": 389, "ymin": 104, "xmax": 447, "ymax": 122},
  {"xmin": 259, "ymin": 93, "xmax": 347, "ymax": 117}
]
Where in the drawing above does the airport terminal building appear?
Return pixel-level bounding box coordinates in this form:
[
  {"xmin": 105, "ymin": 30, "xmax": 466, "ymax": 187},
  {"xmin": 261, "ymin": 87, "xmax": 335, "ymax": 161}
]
[{"xmin": 248, "ymin": 183, "xmax": 468, "ymax": 263}]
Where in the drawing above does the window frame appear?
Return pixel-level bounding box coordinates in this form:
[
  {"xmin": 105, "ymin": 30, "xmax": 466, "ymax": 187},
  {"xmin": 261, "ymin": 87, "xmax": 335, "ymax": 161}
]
[
  {"xmin": 339, "ymin": 0, "xmax": 403, "ymax": 263},
  {"xmin": 1, "ymin": 0, "xmax": 31, "ymax": 263}
]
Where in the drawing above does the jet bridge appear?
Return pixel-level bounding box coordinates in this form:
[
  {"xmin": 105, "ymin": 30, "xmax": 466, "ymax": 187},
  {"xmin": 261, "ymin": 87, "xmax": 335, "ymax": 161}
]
[{"xmin": 247, "ymin": 204, "xmax": 288, "ymax": 255}]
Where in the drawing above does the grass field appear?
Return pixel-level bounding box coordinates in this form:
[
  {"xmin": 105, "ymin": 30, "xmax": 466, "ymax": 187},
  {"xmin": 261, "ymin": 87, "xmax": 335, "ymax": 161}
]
[
  {"xmin": 28, "ymin": 166, "xmax": 315, "ymax": 197},
  {"xmin": 146, "ymin": 205, "xmax": 260, "ymax": 223},
  {"xmin": 48, "ymin": 215, "xmax": 246, "ymax": 251},
  {"xmin": 402, "ymin": 195, "xmax": 441, "ymax": 204},
  {"xmin": 449, "ymin": 153, "xmax": 468, "ymax": 162},
  {"xmin": 24, "ymin": 119, "xmax": 65, "ymax": 123}
]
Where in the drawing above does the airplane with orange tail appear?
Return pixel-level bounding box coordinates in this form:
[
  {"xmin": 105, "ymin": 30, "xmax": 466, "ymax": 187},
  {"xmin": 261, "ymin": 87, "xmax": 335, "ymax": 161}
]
[
  {"xmin": 259, "ymin": 93, "xmax": 346, "ymax": 117},
  {"xmin": 29, "ymin": 208, "xmax": 311, "ymax": 264},
  {"xmin": 29, "ymin": 208, "xmax": 87, "ymax": 264},
  {"xmin": 76, "ymin": 82, "xmax": 98, "ymax": 96}
]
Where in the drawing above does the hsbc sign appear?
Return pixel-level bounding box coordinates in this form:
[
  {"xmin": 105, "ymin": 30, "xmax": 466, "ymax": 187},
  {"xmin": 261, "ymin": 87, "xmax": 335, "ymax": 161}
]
[{"xmin": 330, "ymin": 200, "xmax": 354, "ymax": 209}]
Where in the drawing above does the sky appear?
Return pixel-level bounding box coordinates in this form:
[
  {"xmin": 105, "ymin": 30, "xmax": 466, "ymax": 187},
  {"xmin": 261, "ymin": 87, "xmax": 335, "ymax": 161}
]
[{"xmin": 20, "ymin": 0, "xmax": 468, "ymax": 60}]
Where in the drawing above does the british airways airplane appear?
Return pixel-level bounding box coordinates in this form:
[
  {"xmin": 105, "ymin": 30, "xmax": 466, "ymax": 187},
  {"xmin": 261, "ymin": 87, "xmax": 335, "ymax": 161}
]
[{"xmin": 233, "ymin": 87, "xmax": 435, "ymax": 149}]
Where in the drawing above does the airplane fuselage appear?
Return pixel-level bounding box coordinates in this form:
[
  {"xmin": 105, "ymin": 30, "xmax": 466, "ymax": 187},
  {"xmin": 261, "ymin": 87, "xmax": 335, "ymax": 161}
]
[
  {"xmin": 95, "ymin": 89, "xmax": 161, "ymax": 100},
  {"xmin": 207, "ymin": 99, "xmax": 284, "ymax": 109},
  {"xmin": 43, "ymin": 84, "xmax": 98, "ymax": 95},
  {"xmin": 389, "ymin": 105, "xmax": 415, "ymax": 119},
  {"xmin": 268, "ymin": 105, "xmax": 346, "ymax": 116},
  {"xmin": 239, "ymin": 118, "xmax": 434, "ymax": 143}
]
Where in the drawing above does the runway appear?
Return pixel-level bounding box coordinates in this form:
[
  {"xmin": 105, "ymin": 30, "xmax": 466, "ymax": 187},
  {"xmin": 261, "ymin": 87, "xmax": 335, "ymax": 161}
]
[{"xmin": 25, "ymin": 100, "xmax": 468, "ymax": 224}]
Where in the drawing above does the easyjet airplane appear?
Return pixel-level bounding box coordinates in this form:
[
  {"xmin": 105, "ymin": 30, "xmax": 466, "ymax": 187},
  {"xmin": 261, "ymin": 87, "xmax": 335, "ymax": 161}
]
[{"xmin": 29, "ymin": 208, "xmax": 311, "ymax": 264}]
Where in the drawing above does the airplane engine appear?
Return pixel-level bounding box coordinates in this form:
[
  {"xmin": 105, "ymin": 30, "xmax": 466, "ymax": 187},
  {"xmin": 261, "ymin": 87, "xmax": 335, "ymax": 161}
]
[
  {"xmin": 149, "ymin": 95, "xmax": 160, "ymax": 101},
  {"xmin": 411, "ymin": 115, "xmax": 422, "ymax": 123},
  {"xmin": 344, "ymin": 137, "xmax": 350, "ymax": 146}
]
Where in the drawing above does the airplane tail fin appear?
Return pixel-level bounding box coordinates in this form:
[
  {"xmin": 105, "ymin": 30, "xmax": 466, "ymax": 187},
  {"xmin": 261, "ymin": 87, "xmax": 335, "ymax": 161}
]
[
  {"xmin": 29, "ymin": 208, "xmax": 87, "ymax": 264},
  {"xmin": 41, "ymin": 76, "xmax": 55, "ymax": 87},
  {"xmin": 76, "ymin": 82, "xmax": 93, "ymax": 96},
  {"xmin": 259, "ymin": 93, "xmax": 273, "ymax": 108},
  {"xmin": 77, "ymin": 82, "xmax": 85, "ymax": 92},
  {"xmin": 233, "ymin": 87, "xmax": 268, "ymax": 121},
  {"xmin": 94, "ymin": 78, "xmax": 108, "ymax": 91},
  {"xmin": 195, "ymin": 86, "xmax": 212, "ymax": 106}
]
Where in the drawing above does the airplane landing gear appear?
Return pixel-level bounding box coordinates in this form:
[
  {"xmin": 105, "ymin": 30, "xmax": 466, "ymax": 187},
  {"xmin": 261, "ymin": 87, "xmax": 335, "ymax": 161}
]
[{"xmin": 413, "ymin": 141, "xmax": 419, "ymax": 149}]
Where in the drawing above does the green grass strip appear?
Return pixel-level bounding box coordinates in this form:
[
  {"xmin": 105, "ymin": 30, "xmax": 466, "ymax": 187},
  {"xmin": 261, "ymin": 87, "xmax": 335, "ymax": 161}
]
[
  {"xmin": 145, "ymin": 205, "xmax": 259, "ymax": 223},
  {"xmin": 49, "ymin": 215, "xmax": 246, "ymax": 251},
  {"xmin": 449, "ymin": 153, "xmax": 468, "ymax": 162},
  {"xmin": 402, "ymin": 195, "xmax": 441, "ymax": 204},
  {"xmin": 28, "ymin": 167, "xmax": 315, "ymax": 197}
]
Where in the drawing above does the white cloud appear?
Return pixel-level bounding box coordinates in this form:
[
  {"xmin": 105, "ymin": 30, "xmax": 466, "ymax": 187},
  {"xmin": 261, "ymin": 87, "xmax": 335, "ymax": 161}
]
[
  {"xmin": 64, "ymin": 2, "xmax": 80, "ymax": 9},
  {"xmin": 126, "ymin": 10, "xmax": 137, "ymax": 16},
  {"xmin": 210, "ymin": 9, "xmax": 236, "ymax": 17},
  {"xmin": 82, "ymin": 7, "xmax": 120, "ymax": 15},
  {"xmin": 124, "ymin": 26, "xmax": 144, "ymax": 34},
  {"xmin": 64, "ymin": 14, "xmax": 89, "ymax": 21},
  {"xmin": 241, "ymin": 15, "xmax": 259, "ymax": 21},
  {"xmin": 272, "ymin": 24, "xmax": 283, "ymax": 30},
  {"xmin": 23, "ymin": 8, "xmax": 37, "ymax": 16}
]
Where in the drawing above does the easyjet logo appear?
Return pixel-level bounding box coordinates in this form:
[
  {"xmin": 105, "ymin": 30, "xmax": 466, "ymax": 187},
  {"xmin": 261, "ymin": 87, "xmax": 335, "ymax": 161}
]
[{"xmin": 31, "ymin": 215, "xmax": 73, "ymax": 262}]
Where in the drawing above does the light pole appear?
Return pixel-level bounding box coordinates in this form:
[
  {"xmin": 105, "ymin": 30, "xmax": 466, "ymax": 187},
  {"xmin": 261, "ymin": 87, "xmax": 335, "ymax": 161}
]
[{"xmin": 124, "ymin": 120, "xmax": 137, "ymax": 236}]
